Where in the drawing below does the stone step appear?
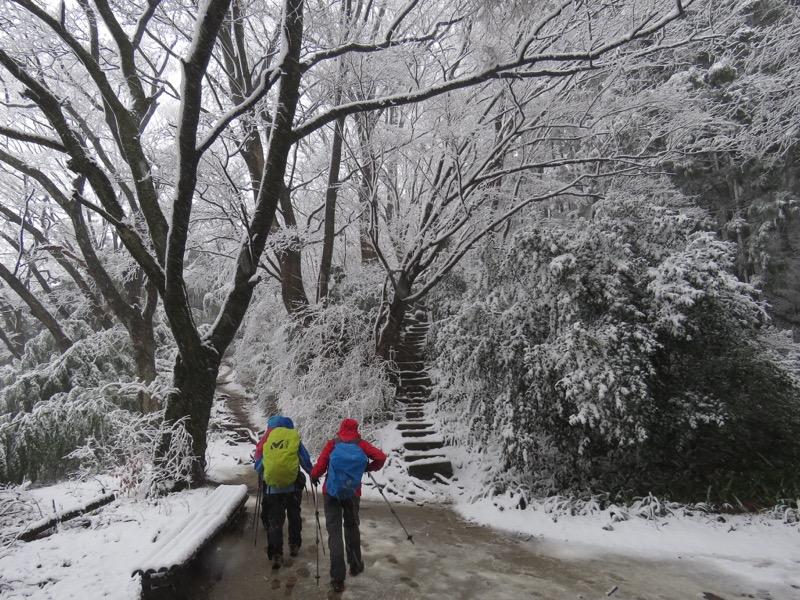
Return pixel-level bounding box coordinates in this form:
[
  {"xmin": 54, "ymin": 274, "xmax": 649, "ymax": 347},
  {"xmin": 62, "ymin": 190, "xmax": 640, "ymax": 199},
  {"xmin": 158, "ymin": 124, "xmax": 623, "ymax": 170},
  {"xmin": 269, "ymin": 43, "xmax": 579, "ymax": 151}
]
[
  {"xmin": 397, "ymin": 422, "xmax": 434, "ymax": 430},
  {"xmin": 407, "ymin": 460, "xmax": 453, "ymax": 481},
  {"xmin": 403, "ymin": 401, "xmax": 426, "ymax": 408},
  {"xmin": 398, "ymin": 386, "xmax": 431, "ymax": 394},
  {"xmin": 397, "ymin": 391, "xmax": 431, "ymax": 400},
  {"xmin": 399, "ymin": 394, "xmax": 430, "ymax": 403},
  {"xmin": 400, "ymin": 429, "xmax": 436, "ymax": 438},
  {"xmin": 394, "ymin": 397, "xmax": 426, "ymax": 404},
  {"xmin": 396, "ymin": 405, "xmax": 427, "ymax": 412},
  {"xmin": 397, "ymin": 382, "xmax": 431, "ymax": 390},
  {"xmin": 396, "ymin": 368, "xmax": 431, "ymax": 376},
  {"xmin": 392, "ymin": 361, "xmax": 426, "ymax": 371},
  {"xmin": 398, "ymin": 380, "xmax": 431, "ymax": 389},
  {"xmin": 397, "ymin": 377, "xmax": 433, "ymax": 390},
  {"xmin": 403, "ymin": 453, "xmax": 446, "ymax": 462},
  {"xmin": 397, "ymin": 402, "xmax": 424, "ymax": 414},
  {"xmin": 404, "ymin": 439, "xmax": 444, "ymax": 452},
  {"xmin": 397, "ymin": 377, "xmax": 432, "ymax": 387},
  {"xmin": 405, "ymin": 411, "xmax": 425, "ymax": 419},
  {"xmin": 400, "ymin": 339, "xmax": 427, "ymax": 345},
  {"xmin": 397, "ymin": 378, "xmax": 431, "ymax": 386},
  {"xmin": 396, "ymin": 345, "xmax": 426, "ymax": 353}
]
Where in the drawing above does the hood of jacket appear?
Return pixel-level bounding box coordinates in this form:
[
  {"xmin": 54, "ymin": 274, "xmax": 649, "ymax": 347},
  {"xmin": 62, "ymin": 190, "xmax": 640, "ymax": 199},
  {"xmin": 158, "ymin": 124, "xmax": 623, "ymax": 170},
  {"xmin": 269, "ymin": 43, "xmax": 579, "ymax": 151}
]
[{"xmin": 337, "ymin": 418, "xmax": 360, "ymax": 441}]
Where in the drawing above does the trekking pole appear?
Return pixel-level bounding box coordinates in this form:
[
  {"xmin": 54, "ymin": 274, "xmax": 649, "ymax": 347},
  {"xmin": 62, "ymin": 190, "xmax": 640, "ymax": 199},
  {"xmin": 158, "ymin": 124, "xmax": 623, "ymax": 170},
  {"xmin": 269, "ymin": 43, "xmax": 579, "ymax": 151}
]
[
  {"xmin": 367, "ymin": 472, "xmax": 414, "ymax": 544},
  {"xmin": 253, "ymin": 476, "xmax": 263, "ymax": 547},
  {"xmin": 252, "ymin": 479, "xmax": 259, "ymax": 530},
  {"xmin": 311, "ymin": 483, "xmax": 322, "ymax": 586}
]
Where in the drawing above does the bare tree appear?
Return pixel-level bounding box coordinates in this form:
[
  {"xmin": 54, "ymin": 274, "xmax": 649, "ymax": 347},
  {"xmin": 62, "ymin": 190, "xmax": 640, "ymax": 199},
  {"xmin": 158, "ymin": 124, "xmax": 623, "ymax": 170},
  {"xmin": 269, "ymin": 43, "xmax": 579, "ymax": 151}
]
[{"xmin": 0, "ymin": 0, "xmax": 694, "ymax": 481}]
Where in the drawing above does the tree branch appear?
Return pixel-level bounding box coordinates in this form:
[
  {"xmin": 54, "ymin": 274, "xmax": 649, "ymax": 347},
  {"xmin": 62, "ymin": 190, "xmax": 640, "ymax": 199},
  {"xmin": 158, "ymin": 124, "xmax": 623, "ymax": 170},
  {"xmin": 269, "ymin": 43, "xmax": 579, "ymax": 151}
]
[
  {"xmin": 292, "ymin": 1, "xmax": 691, "ymax": 141},
  {"xmin": 0, "ymin": 126, "xmax": 66, "ymax": 152}
]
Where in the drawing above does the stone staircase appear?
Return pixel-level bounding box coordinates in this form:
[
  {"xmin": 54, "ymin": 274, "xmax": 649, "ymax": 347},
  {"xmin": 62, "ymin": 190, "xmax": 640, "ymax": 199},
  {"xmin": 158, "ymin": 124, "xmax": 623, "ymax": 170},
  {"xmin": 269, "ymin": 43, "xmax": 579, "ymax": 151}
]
[{"xmin": 392, "ymin": 308, "xmax": 453, "ymax": 482}]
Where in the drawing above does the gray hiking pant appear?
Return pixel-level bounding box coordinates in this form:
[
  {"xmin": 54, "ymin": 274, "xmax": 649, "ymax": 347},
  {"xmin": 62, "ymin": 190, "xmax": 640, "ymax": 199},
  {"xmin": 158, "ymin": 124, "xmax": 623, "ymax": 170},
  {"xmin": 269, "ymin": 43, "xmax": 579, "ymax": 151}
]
[{"xmin": 323, "ymin": 493, "xmax": 362, "ymax": 584}]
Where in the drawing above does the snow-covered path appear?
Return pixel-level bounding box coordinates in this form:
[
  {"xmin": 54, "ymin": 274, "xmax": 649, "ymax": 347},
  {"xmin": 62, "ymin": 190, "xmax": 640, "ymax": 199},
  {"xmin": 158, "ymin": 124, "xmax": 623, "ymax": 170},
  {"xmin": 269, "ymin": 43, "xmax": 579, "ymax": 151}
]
[
  {"xmin": 193, "ymin": 474, "xmax": 787, "ymax": 600},
  {"xmin": 199, "ymin": 366, "xmax": 797, "ymax": 600}
]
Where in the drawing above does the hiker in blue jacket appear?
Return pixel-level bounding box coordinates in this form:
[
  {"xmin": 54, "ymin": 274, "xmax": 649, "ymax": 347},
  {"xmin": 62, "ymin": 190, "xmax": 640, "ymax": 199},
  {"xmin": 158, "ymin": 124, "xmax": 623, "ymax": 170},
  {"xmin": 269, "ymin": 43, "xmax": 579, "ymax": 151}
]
[
  {"xmin": 258, "ymin": 416, "xmax": 313, "ymax": 569},
  {"xmin": 310, "ymin": 418, "xmax": 386, "ymax": 593}
]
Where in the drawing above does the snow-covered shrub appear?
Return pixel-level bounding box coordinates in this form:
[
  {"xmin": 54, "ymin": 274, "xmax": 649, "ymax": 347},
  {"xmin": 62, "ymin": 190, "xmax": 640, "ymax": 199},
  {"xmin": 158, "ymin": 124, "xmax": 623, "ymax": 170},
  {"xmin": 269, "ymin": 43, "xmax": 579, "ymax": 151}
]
[
  {"xmin": 0, "ymin": 323, "xmax": 177, "ymax": 485},
  {"xmin": 436, "ymin": 188, "xmax": 800, "ymax": 502},
  {"xmin": 233, "ymin": 271, "xmax": 393, "ymax": 451},
  {"xmin": 67, "ymin": 409, "xmax": 194, "ymax": 498}
]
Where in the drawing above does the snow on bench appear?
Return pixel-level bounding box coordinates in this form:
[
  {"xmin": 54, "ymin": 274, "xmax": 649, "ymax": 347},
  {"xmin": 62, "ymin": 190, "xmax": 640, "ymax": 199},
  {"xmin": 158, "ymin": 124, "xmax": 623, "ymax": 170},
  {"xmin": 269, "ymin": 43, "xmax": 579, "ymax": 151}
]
[{"xmin": 132, "ymin": 484, "xmax": 247, "ymax": 594}]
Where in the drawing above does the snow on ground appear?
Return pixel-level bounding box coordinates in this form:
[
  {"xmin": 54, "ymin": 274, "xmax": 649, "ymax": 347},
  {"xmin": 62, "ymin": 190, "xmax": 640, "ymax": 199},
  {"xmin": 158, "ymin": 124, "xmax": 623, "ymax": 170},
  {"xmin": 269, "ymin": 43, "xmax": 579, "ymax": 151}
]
[
  {"xmin": 455, "ymin": 494, "xmax": 800, "ymax": 595},
  {"xmin": 0, "ymin": 480, "xmax": 232, "ymax": 599},
  {"xmin": 2, "ymin": 407, "xmax": 799, "ymax": 599},
  {"xmin": 370, "ymin": 424, "xmax": 800, "ymax": 597}
]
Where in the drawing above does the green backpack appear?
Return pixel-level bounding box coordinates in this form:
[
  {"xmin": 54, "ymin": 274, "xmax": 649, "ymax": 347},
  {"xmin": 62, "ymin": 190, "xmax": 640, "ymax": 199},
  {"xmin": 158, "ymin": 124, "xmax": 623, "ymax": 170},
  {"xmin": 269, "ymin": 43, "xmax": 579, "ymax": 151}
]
[{"xmin": 262, "ymin": 427, "xmax": 301, "ymax": 488}]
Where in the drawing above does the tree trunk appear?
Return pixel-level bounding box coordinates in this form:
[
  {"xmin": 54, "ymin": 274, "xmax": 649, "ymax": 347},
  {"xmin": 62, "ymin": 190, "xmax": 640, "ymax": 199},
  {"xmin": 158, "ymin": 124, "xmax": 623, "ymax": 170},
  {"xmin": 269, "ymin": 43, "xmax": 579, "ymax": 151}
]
[
  {"xmin": 0, "ymin": 298, "xmax": 26, "ymax": 358},
  {"xmin": 161, "ymin": 0, "xmax": 305, "ymax": 482},
  {"xmin": 130, "ymin": 306, "xmax": 158, "ymax": 413},
  {"xmin": 376, "ymin": 271, "xmax": 414, "ymax": 361},
  {"xmin": 0, "ymin": 326, "xmax": 22, "ymax": 360},
  {"xmin": 163, "ymin": 347, "xmax": 221, "ymax": 483},
  {"xmin": 220, "ymin": 11, "xmax": 311, "ymax": 323},
  {"xmin": 276, "ymin": 185, "xmax": 311, "ymax": 321},
  {"xmin": 356, "ymin": 116, "xmax": 380, "ymax": 264},
  {"xmin": 317, "ymin": 115, "xmax": 345, "ymax": 302}
]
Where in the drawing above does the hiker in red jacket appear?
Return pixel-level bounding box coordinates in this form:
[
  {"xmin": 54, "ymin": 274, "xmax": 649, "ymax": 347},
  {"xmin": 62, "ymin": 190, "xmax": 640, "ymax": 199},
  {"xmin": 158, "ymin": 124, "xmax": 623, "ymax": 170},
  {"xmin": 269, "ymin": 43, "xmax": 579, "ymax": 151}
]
[{"xmin": 310, "ymin": 418, "xmax": 386, "ymax": 594}]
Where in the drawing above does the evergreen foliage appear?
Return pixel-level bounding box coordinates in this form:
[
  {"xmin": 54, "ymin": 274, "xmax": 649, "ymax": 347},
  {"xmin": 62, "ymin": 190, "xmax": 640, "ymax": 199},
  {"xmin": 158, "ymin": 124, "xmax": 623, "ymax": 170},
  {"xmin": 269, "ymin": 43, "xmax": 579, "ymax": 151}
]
[
  {"xmin": 435, "ymin": 186, "xmax": 800, "ymax": 503},
  {"xmin": 0, "ymin": 323, "xmax": 177, "ymax": 486}
]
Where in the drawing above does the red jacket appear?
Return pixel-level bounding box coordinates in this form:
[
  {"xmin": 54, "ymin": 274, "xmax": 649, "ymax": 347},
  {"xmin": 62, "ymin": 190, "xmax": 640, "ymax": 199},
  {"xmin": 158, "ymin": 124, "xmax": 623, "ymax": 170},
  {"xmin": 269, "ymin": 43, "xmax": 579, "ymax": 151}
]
[{"xmin": 311, "ymin": 419, "xmax": 386, "ymax": 497}]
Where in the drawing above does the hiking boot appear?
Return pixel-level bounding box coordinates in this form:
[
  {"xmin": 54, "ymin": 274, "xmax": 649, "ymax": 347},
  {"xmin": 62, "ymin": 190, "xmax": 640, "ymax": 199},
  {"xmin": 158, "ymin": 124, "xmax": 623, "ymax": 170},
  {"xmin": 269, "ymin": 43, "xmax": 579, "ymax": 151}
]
[
  {"xmin": 271, "ymin": 554, "xmax": 283, "ymax": 570},
  {"xmin": 331, "ymin": 581, "xmax": 345, "ymax": 593},
  {"xmin": 348, "ymin": 561, "xmax": 365, "ymax": 577},
  {"xmin": 289, "ymin": 544, "xmax": 300, "ymax": 557}
]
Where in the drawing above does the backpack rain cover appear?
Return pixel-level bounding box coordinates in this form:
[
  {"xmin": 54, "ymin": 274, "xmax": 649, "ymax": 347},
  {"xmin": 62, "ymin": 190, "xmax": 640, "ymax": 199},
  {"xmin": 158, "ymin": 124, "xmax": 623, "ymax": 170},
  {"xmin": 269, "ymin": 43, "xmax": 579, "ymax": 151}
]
[
  {"xmin": 326, "ymin": 438, "xmax": 369, "ymax": 500},
  {"xmin": 263, "ymin": 427, "xmax": 301, "ymax": 488}
]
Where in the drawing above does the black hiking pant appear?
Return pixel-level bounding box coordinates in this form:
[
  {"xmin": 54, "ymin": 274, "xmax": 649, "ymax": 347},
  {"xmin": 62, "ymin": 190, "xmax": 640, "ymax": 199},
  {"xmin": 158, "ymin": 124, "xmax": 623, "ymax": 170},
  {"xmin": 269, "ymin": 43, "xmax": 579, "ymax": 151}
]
[
  {"xmin": 265, "ymin": 489, "xmax": 303, "ymax": 559},
  {"xmin": 323, "ymin": 494, "xmax": 362, "ymax": 584}
]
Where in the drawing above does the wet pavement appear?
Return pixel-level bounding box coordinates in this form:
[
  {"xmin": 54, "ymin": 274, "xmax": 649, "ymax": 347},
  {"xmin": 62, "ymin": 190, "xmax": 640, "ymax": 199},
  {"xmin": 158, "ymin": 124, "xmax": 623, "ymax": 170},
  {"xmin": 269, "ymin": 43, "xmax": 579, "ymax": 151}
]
[{"xmin": 188, "ymin": 490, "xmax": 776, "ymax": 600}]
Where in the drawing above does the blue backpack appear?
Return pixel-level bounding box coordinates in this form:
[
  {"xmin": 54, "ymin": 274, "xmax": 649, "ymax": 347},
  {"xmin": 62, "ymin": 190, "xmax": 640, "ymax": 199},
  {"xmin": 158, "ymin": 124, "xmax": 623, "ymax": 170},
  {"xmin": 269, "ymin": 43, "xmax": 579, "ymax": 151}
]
[{"xmin": 326, "ymin": 437, "xmax": 369, "ymax": 500}]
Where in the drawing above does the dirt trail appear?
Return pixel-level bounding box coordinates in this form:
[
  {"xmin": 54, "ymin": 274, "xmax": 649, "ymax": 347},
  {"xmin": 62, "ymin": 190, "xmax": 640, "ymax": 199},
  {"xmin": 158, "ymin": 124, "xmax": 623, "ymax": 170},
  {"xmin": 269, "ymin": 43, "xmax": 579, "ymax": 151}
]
[{"xmin": 196, "ymin": 371, "xmax": 779, "ymax": 600}]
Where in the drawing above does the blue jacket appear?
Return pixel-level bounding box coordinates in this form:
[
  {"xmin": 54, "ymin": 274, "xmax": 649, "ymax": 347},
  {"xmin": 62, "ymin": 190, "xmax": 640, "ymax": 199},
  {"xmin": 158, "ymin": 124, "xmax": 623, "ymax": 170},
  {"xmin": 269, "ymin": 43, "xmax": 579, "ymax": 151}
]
[{"xmin": 255, "ymin": 416, "xmax": 313, "ymax": 494}]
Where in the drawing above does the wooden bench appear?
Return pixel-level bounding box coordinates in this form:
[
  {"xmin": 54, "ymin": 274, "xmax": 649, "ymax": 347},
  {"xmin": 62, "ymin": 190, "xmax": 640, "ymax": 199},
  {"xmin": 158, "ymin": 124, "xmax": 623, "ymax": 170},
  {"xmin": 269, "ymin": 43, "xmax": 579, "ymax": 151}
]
[{"xmin": 132, "ymin": 483, "xmax": 248, "ymax": 598}]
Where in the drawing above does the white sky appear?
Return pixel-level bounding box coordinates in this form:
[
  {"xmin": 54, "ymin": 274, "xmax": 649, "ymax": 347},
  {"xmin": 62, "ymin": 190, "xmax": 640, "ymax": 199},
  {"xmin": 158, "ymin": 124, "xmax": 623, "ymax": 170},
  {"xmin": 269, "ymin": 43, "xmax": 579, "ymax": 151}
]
[{"xmin": 1, "ymin": 387, "xmax": 799, "ymax": 599}]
